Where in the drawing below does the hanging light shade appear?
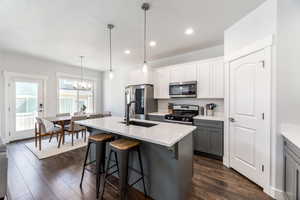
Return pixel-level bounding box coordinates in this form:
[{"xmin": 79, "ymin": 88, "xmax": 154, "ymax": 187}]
[
  {"xmin": 142, "ymin": 3, "xmax": 150, "ymax": 73},
  {"xmin": 107, "ymin": 24, "xmax": 114, "ymax": 79},
  {"xmin": 73, "ymin": 56, "xmax": 92, "ymax": 91}
]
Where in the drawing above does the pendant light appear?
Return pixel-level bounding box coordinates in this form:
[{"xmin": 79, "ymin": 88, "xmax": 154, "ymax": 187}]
[
  {"xmin": 73, "ymin": 56, "xmax": 92, "ymax": 91},
  {"xmin": 142, "ymin": 3, "xmax": 150, "ymax": 73},
  {"xmin": 107, "ymin": 24, "xmax": 114, "ymax": 79}
]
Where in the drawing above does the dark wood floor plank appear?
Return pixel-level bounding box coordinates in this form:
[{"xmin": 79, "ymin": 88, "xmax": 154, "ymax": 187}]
[
  {"xmin": 7, "ymin": 140, "xmax": 273, "ymax": 200},
  {"xmin": 7, "ymin": 151, "xmax": 34, "ymax": 200},
  {"xmin": 8, "ymin": 143, "xmax": 60, "ymax": 200}
]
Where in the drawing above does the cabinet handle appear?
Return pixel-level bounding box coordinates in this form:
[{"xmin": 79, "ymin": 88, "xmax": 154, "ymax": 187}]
[
  {"xmin": 284, "ymin": 156, "xmax": 287, "ymax": 192},
  {"xmin": 297, "ymin": 169, "xmax": 299, "ymax": 200}
]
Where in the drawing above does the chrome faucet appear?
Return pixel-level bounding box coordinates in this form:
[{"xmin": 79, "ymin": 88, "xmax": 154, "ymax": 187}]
[{"xmin": 126, "ymin": 101, "xmax": 136, "ymax": 126}]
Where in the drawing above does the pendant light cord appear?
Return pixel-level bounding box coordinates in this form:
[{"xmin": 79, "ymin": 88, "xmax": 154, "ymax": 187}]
[
  {"xmin": 109, "ymin": 27, "xmax": 112, "ymax": 72},
  {"xmin": 143, "ymin": 7, "xmax": 147, "ymax": 64},
  {"xmin": 80, "ymin": 56, "xmax": 84, "ymax": 82}
]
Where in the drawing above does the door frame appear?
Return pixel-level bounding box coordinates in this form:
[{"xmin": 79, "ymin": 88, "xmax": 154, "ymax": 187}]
[
  {"xmin": 3, "ymin": 71, "xmax": 48, "ymax": 143},
  {"xmin": 224, "ymin": 35, "xmax": 273, "ymax": 196}
]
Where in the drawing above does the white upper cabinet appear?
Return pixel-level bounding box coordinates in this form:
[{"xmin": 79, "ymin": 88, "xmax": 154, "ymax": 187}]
[
  {"xmin": 153, "ymin": 67, "xmax": 170, "ymax": 99},
  {"xmin": 151, "ymin": 57, "xmax": 224, "ymax": 99},
  {"xmin": 211, "ymin": 60, "xmax": 224, "ymax": 98},
  {"xmin": 197, "ymin": 62, "xmax": 210, "ymax": 98},
  {"xmin": 197, "ymin": 58, "xmax": 224, "ymax": 98},
  {"xmin": 170, "ymin": 63, "xmax": 197, "ymax": 83}
]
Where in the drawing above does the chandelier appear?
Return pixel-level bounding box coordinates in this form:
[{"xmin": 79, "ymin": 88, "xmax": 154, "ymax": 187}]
[{"xmin": 73, "ymin": 56, "xmax": 92, "ymax": 91}]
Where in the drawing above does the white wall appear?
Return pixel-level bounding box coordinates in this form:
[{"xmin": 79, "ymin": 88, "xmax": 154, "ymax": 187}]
[
  {"xmin": 224, "ymin": 0, "xmax": 277, "ymax": 56},
  {"xmin": 277, "ymin": 0, "xmax": 300, "ymax": 126},
  {"xmin": 276, "ymin": 0, "xmax": 300, "ymax": 192},
  {"xmin": 0, "ymin": 51, "xmax": 102, "ymax": 141},
  {"xmin": 224, "ymin": 0, "xmax": 280, "ymax": 196},
  {"xmin": 102, "ymin": 45, "xmax": 224, "ymax": 117}
]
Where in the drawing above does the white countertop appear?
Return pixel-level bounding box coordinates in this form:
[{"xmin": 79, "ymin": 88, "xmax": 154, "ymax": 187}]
[
  {"xmin": 76, "ymin": 116, "xmax": 196, "ymax": 147},
  {"xmin": 193, "ymin": 115, "xmax": 224, "ymax": 122},
  {"xmin": 281, "ymin": 124, "xmax": 300, "ymax": 150}
]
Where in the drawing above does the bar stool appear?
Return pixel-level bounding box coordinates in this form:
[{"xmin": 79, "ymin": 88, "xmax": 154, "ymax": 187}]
[
  {"xmin": 101, "ymin": 138, "xmax": 147, "ymax": 200},
  {"xmin": 80, "ymin": 133, "xmax": 114, "ymax": 199}
]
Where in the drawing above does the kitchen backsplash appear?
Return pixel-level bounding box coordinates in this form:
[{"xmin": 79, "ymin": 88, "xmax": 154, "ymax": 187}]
[{"xmin": 157, "ymin": 99, "xmax": 224, "ymax": 115}]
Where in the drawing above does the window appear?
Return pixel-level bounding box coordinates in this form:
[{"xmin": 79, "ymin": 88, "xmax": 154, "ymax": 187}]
[
  {"xmin": 58, "ymin": 78, "xmax": 95, "ymax": 114},
  {"xmin": 15, "ymin": 82, "xmax": 39, "ymax": 131}
]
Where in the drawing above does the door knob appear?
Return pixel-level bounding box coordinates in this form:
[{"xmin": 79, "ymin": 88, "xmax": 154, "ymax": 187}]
[{"xmin": 229, "ymin": 117, "xmax": 235, "ymax": 122}]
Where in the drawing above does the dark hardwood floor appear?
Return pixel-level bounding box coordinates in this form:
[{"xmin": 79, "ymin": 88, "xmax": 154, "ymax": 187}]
[{"xmin": 7, "ymin": 140, "xmax": 273, "ymax": 200}]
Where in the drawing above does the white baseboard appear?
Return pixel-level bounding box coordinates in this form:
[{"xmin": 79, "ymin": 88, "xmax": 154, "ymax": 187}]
[{"xmin": 268, "ymin": 186, "xmax": 286, "ymax": 200}]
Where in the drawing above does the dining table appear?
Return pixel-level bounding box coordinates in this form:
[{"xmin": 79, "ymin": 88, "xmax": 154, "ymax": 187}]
[
  {"xmin": 43, "ymin": 113, "xmax": 111, "ymax": 147},
  {"xmin": 43, "ymin": 115, "xmax": 72, "ymax": 147}
]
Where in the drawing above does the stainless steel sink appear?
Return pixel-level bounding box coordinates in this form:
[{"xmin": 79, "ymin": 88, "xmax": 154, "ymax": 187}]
[{"xmin": 120, "ymin": 120, "xmax": 157, "ymax": 128}]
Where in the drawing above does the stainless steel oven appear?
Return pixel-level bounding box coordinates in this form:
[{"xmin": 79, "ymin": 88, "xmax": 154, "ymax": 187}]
[{"xmin": 169, "ymin": 81, "xmax": 197, "ymax": 98}]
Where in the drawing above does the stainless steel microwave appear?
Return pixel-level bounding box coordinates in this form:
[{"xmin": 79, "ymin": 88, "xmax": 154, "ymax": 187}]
[{"xmin": 169, "ymin": 81, "xmax": 197, "ymax": 98}]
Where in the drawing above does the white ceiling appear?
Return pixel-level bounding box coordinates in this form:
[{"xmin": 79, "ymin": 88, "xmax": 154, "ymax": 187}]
[{"xmin": 0, "ymin": 0, "xmax": 265, "ymax": 71}]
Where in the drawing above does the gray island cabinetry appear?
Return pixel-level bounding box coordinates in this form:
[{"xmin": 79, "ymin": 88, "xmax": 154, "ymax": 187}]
[{"xmin": 77, "ymin": 116, "xmax": 196, "ymax": 200}]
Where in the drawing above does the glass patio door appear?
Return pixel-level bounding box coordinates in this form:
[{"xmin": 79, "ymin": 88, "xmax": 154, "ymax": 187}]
[{"xmin": 9, "ymin": 78, "xmax": 44, "ymax": 140}]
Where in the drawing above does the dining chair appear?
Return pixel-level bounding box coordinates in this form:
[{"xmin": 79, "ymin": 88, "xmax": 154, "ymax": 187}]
[
  {"xmin": 52, "ymin": 113, "xmax": 71, "ymax": 138},
  {"xmin": 64, "ymin": 115, "xmax": 87, "ymax": 146},
  {"xmin": 56, "ymin": 113, "xmax": 70, "ymax": 117},
  {"xmin": 35, "ymin": 117, "xmax": 63, "ymax": 151}
]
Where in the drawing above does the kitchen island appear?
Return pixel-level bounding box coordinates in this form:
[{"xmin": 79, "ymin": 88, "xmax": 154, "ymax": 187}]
[{"xmin": 77, "ymin": 116, "xmax": 196, "ymax": 200}]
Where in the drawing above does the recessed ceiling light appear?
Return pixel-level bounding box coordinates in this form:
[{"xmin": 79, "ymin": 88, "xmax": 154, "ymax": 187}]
[
  {"xmin": 185, "ymin": 28, "xmax": 194, "ymax": 35},
  {"xmin": 149, "ymin": 41, "xmax": 157, "ymax": 47},
  {"xmin": 124, "ymin": 50, "xmax": 131, "ymax": 54}
]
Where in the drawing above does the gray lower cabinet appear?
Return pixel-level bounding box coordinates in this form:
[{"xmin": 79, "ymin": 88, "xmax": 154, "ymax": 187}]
[
  {"xmin": 146, "ymin": 116, "xmax": 224, "ymax": 158},
  {"xmin": 284, "ymin": 139, "xmax": 300, "ymax": 200},
  {"xmin": 193, "ymin": 119, "xmax": 224, "ymax": 157}
]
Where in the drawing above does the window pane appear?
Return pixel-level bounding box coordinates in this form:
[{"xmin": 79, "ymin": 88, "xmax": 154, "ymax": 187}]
[
  {"xmin": 59, "ymin": 89, "xmax": 78, "ymax": 113},
  {"xmin": 79, "ymin": 90, "xmax": 94, "ymax": 113},
  {"xmin": 15, "ymin": 82, "xmax": 38, "ymax": 131},
  {"xmin": 58, "ymin": 79, "xmax": 95, "ymax": 114},
  {"xmin": 59, "ymin": 79, "xmax": 76, "ymax": 90}
]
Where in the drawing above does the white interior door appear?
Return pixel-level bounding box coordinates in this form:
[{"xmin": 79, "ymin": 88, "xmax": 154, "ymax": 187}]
[
  {"xmin": 8, "ymin": 77, "xmax": 45, "ymax": 141},
  {"xmin": 229, "ymin": 50, "xmax": 268, "ymax": 188}
]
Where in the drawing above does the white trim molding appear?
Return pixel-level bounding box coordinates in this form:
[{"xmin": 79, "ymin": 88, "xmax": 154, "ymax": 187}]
[
  {"xmin": 223, "ymin": 61, "xmax": 230, "ymax": 168},
  {"xmin": 225, "ymin": 35, "xmax": 274, "ymax": 62},
  {"xmin": 3, "ymin": 71, "xmax": 48, "ymax": 142},
  {"xmin": 224, "ymin": 35, "xmax": 274, "ymax": 197},
  {"xmin": 269, "ymin": 187, "xmax": 286, "ymax": 200}
]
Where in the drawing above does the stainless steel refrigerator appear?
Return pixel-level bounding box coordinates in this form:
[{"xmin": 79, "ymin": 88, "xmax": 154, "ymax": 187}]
[{"xmin": 125, "ymin": 84, "xmax": 157, "ymax": 120}]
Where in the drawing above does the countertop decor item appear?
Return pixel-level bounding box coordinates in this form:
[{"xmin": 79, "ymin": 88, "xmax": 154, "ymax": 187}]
[{"xmin": 206, "ymin": 103, "xmax": 217, "ymax": 116}]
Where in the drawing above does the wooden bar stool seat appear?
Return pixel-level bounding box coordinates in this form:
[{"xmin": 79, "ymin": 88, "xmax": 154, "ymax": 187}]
[
  {"xmin": 110, "ymin": 138, "xmax": 140, "ymax": 150},
  {"xmin": 89, "ymin": 134, "xmax": 114, "ymax": 142},
  {"xmin": 80, "ymin": 133, "xmax": 114, "ymax": 199},
  {"xmin": 101, "ymin": 138, "xmax": 147, "ymax": 200}
]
